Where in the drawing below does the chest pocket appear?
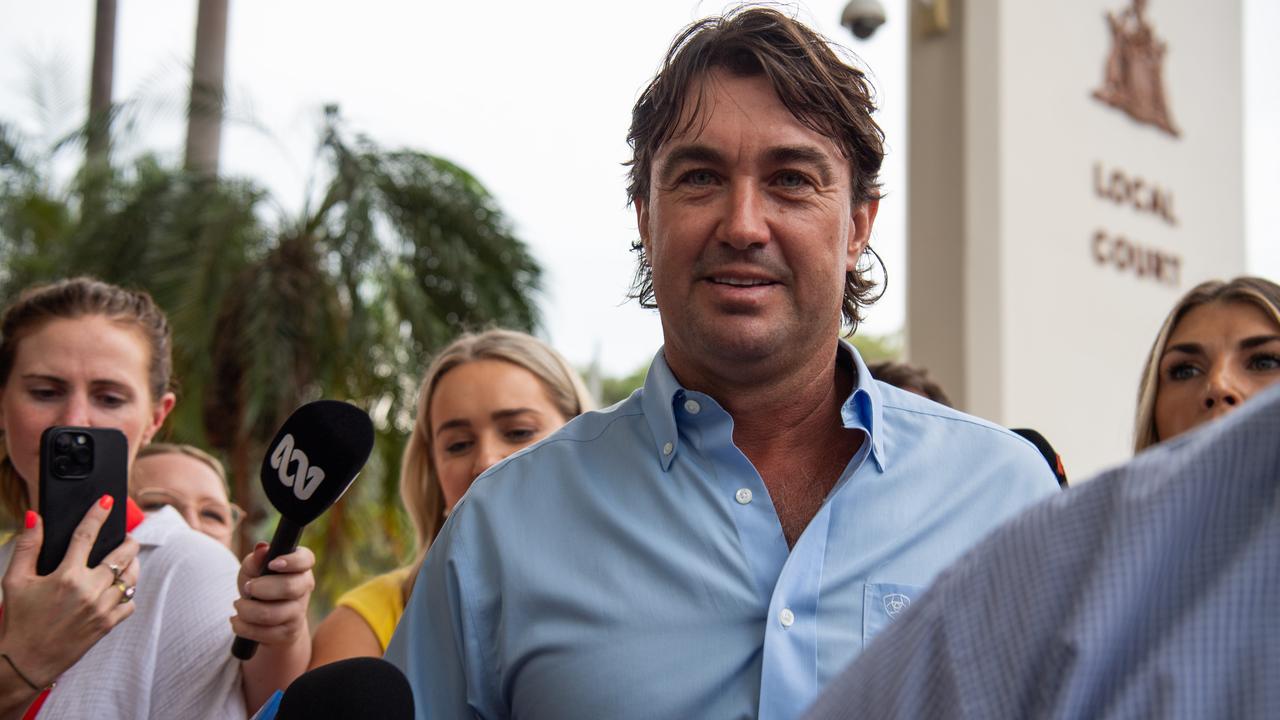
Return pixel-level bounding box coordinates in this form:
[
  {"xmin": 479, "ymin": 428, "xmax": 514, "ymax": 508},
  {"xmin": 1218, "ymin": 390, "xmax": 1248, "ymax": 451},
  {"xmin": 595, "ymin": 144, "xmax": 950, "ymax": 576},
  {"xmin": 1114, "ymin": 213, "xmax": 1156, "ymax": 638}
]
[{"xmin": 862, "ymin": 582, "xmax": 923, "ymax": 649}]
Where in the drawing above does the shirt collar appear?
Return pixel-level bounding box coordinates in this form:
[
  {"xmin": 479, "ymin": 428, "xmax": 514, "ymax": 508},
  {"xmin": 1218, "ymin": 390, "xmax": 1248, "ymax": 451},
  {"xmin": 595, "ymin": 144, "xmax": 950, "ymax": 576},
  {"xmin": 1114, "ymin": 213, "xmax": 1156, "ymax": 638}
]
[
  {"xmin": 839, "ymin": 338, "xmax": 887, "ymax": 472},
  {"xmin": 640, "ymin": 340, "xmax": 887, "ymax": 472},
  {"xmin": 641, "ymin": 348, "xmax": 684, "ymax": 472}
]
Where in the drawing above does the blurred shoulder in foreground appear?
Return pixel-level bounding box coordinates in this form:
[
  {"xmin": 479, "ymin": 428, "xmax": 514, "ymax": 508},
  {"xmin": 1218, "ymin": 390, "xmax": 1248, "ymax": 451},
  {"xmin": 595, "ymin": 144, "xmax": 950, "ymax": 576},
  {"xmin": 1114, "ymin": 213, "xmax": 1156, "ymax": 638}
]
[{"xmin": 804, "ymin": 383, "xmax": 1280, "ymax": 720}]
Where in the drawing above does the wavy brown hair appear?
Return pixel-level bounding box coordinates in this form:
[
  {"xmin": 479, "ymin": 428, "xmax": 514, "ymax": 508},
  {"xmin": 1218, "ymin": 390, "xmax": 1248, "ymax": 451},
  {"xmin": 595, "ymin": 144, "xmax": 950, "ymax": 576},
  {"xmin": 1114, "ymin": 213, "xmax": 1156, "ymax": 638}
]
[
  {"xmin": 625, "ymin": 6, "xmax": 886, "ymax": 331},
  {"xmin": 1133, "ymin": 276, "xmax": 1280, "ymax": 452}
]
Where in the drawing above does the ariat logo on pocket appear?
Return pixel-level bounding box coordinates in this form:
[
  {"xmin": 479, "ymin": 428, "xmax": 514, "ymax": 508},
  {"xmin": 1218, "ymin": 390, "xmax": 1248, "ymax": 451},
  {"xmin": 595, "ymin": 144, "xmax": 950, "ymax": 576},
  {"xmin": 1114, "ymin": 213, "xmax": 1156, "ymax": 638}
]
[
  {"xmin": 863, "ymin": 582, "xmax": 924, "ymax": 649},
  {"xmin": 882, "ymin": 592, "xmax": 911, "ymax": 619}
]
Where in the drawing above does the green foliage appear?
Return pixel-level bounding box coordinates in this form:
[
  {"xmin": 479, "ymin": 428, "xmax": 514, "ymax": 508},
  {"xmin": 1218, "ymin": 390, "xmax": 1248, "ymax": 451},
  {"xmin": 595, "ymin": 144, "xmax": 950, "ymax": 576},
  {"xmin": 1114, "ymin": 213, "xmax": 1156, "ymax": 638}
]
[
  {"xmin": 849, "ymin": 332, "xmax": 902, "ymax": 364},
  {"xmin": 0, "ymin": 111, "xmax": 542, "ymax": 613},
  {"xmin": 598, "ymin": 362, "xmax": 649, "ymax": 406}
]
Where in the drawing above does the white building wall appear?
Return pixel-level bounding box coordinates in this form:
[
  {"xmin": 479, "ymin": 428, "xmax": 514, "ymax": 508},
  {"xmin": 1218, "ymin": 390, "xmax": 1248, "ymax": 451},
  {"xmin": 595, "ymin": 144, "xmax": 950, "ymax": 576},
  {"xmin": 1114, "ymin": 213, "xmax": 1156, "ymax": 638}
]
[{"xmin": 910, "ymin": 0, "xmax": 1244, "ymax": 479}]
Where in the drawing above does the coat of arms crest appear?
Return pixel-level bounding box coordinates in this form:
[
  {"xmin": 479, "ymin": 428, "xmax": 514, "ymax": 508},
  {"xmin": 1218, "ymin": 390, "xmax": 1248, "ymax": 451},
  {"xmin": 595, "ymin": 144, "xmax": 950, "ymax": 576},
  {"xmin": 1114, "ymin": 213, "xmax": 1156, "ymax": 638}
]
[{"xmin": 1092, "ymin": 0, "xmax": 1180, "ymax": 138}]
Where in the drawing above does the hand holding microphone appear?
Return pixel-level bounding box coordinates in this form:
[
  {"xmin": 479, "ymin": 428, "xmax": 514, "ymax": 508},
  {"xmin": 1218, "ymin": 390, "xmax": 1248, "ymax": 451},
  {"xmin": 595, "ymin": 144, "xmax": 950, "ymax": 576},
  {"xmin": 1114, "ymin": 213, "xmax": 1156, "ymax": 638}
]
[{"xmin": 231, "ymin": 400, "xmax": 375, "ymax": 661}]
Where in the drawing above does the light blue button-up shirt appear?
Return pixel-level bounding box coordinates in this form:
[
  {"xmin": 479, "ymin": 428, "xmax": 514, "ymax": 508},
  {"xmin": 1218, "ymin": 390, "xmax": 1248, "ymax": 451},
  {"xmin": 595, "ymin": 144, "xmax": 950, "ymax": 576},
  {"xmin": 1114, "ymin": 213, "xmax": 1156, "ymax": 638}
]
[{"xmin": 387, "ymin": 342, "xmax": 1058, "ymax": 720}]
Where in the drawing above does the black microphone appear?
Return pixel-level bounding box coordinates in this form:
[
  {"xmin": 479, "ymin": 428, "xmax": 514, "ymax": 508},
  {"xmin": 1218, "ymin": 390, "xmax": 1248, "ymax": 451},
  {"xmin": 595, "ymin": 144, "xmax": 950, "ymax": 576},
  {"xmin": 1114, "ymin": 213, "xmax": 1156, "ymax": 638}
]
[
  {"xmin": 1011, "ymin": 427, "xmax": 1069, "ymax": 488},
  {"xmin": 274, "ymin": 658, "xmax": 414, "ymax": 720},
  {"xmin": 231, "ymin": 400, "xmax": 375, "ymax": 660}
]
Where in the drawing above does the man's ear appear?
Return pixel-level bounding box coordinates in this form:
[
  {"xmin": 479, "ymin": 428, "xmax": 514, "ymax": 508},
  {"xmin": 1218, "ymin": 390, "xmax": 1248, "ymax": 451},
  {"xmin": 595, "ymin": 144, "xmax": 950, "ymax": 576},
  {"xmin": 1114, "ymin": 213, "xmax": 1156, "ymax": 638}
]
[
  {"xmin": 846, "ymin": 199, "xmax": 880, "ymax": 272},
  {"xmin": 635, "ymin": 196, "xmax": 652, "ymax": 257}
]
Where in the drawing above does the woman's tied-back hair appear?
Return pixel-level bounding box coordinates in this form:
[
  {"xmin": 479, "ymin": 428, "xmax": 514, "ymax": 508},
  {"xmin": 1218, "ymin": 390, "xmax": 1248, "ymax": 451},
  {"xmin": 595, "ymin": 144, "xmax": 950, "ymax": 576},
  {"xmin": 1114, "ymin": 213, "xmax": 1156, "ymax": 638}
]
[
  {"xmin": 0, "ymin": 277, "xmax": 174, "ymax": 519},
  {"xmin": 399, "ymin": 329, "xmax": 594, "ymax": 597},
  {"xmin": 625, "ymin": 6, "xmax": 886, "ymax": 332},
  {"xmin": 1133, "ymin": 276, "xmax": 1280, "ymax": 453},
  {"xmin": 136, "ymin": 442, "xmax": 229, "ymax": 492}
]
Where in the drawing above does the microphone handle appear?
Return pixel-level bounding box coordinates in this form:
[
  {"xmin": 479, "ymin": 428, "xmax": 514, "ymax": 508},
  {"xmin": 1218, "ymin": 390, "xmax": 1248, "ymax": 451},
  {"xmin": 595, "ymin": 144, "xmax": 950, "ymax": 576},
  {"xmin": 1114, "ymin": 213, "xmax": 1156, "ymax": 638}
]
[{"xmin": 231, "ymin": 516, "xmax": 305, "ymax": 660}]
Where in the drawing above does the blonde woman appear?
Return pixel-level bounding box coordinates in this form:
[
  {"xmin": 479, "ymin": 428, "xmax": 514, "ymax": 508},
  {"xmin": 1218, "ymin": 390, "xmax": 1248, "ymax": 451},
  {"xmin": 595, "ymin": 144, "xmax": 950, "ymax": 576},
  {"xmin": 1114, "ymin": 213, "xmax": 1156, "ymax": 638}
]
[
  {"xmin": 132, "ymin": 443, "xmax": 243, "ymax": 551},
  {"xmin": 308, "ymin": 329, "xmax": 593, "ymax": 667},
  {"xmin": 1134, "ymin": 276, "xmax": 1280, "ymax": 452}
]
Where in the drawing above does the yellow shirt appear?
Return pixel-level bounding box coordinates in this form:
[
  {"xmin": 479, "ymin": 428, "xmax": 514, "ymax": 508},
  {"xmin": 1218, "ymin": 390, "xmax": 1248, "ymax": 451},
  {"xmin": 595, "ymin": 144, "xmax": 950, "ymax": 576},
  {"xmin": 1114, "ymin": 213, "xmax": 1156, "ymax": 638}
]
[{"xmin": 335, "ymin": 566, "xmax": 414, "ymax": 652}]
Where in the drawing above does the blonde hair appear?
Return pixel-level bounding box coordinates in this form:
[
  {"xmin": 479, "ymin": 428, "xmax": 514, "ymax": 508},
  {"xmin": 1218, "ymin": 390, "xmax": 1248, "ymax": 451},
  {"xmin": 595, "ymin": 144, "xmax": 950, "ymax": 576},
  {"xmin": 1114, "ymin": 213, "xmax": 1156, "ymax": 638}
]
[
  {"xmin": 399, "ymin": 329, "xmax": 593, "ymax": 597},
  {"xmin": 0, "ymin": 278, "xmax": 173, "ymax": 520},
  {"xmin": 135, "ymin": 442, "xmax": 229, "ymax": 493},
  {"xmin": 1133, "ymin": 276, "xmax": 1280, "ymax": 452}
]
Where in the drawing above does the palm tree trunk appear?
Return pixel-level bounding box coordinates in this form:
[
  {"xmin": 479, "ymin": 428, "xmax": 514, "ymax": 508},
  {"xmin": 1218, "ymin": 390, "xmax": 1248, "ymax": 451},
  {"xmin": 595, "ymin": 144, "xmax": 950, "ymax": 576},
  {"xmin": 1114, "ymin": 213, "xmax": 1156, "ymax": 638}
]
[
  {"xmin": 185, "ymin": 0, "xmax": 230, "ymax": 177},
  {"xmin": 86, "ymin": 0, "xmax": 117, "ymax": 167}
]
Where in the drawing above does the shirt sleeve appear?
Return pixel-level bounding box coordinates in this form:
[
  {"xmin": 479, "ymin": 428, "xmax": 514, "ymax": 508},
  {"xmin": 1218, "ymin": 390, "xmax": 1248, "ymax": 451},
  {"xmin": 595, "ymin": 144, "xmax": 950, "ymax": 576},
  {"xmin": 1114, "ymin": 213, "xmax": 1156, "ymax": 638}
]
[
  {"xmin": 143, "ymin": 531, "xmax": 246, "ymax": 719},
  {"xmin": 386, "ymin": 507, "xmax": 505, "ymax": 720},
  {"xmin": 336, "ymin": 568, "xmax": 410, "ymax": 652},
  {"xmin": 34, "ymin": 514, "xmax": 246, "ymax": 720}
]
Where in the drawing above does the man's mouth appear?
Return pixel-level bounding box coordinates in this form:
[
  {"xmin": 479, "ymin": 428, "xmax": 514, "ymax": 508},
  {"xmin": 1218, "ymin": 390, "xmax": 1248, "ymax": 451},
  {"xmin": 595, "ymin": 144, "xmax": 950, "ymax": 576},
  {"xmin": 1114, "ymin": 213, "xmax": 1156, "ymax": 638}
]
[{"xmin": 708, "ymin": 277, "xmax": 776, "ymax": 287}]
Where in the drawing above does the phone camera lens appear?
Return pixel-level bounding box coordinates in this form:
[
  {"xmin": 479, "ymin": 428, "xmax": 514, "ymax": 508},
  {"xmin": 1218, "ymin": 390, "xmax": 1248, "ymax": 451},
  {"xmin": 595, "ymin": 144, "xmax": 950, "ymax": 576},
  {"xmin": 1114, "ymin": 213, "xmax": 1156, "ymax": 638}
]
[
  {"xmin": 52, "ymin": 456, "xmax": 71, "ymax": 475},
  {"xmin": 73, "ymin": 446, "xmax": 92, "ymax": 465},
  {"xmin": 54, "ymin": 434, "xmax": 72, "ymax": 450}
]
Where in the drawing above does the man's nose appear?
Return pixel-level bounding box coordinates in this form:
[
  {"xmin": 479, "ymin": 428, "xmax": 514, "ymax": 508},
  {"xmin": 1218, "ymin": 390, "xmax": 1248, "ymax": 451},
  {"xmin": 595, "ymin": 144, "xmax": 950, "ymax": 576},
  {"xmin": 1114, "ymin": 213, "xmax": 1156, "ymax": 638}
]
[{"xmin": 718, "ymin": 182, "xmax": 770, "ymax": 250}]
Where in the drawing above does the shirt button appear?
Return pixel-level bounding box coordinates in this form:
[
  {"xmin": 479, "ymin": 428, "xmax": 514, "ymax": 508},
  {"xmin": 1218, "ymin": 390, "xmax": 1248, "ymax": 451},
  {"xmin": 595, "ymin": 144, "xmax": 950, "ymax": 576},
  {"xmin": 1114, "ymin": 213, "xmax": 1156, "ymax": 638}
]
[
  {"xmin": 662, "ymin": 442, "xmax": 674, "ymax": 456},
  {"xmin": 735, "ymin": 488, "xmax": 753, "ymax": 505},
  {"xmin": 779, "ymin": 608, "xmax": 795, "ymax": 628},
  {"xmin": 683, "ymin": 399, "xmax": 701, "ymax": 414}
]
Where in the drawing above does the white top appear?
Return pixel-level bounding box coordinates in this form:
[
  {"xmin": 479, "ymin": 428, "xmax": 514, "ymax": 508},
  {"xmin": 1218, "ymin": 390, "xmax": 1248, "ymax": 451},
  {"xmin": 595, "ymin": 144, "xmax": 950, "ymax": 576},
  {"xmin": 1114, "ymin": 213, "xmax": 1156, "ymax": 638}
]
[{"xmin": 0, "ymin": 507, "xmax": 246, "ymax": 719}]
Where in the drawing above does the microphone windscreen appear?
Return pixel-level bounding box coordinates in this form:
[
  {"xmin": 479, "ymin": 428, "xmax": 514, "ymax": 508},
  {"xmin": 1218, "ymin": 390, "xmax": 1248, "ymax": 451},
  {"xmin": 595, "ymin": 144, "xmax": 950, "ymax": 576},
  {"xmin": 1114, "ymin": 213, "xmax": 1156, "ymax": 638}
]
[
  {"xmin": 260, "ymin": 400, "xmax": 375, "ymax": 525},
  {"xmin": 1012, "ymin": 427, "xmax": 1069, "ymax": 488},
  {"xmin": 276, "ymin": 657, "xmax": 414, "ymax": 720}
]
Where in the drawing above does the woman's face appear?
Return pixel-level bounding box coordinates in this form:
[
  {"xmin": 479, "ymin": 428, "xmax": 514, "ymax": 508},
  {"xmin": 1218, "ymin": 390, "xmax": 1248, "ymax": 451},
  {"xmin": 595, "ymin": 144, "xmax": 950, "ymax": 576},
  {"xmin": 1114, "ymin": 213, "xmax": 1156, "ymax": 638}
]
[
  {"xmin": 0, "ymin": 316, "xmax": 175, "ymax": 503},
  {"xmin": 429, "ymin": 359, "xmax": 570, "ymax": 510},
  {"xmin": 1154, "ymin": 300, "xmax": 1280, "ymax": 443},
  {"xmin": 133, "ymin": 453, "xmax": 238, "ymax": 548}
]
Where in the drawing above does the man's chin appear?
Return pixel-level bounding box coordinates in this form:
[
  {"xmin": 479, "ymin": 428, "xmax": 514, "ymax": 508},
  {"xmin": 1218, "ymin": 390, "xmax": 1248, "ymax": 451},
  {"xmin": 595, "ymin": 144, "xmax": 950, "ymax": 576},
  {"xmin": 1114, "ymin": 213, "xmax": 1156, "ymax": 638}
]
[{"xmin": 685, "ymin": 322, "xmax": 788, "ymax": 365}]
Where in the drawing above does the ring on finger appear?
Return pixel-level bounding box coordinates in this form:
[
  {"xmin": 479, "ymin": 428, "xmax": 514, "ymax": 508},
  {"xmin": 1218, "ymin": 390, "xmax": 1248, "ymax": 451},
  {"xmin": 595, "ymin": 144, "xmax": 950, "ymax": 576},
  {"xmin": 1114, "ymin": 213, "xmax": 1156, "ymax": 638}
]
[
  {"xmin": 116, "ymin": 582, "xmax": 136, "ymax": 604},
  {"xmin": 107, "ymin": 563, "xmax": 124, "ymax": 584}
]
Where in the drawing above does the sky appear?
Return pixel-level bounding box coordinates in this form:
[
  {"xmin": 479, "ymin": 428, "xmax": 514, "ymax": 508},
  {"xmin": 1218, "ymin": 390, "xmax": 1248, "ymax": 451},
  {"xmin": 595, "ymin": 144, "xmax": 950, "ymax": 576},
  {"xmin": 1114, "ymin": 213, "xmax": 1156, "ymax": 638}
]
[{"xmin": 0, "ymin": 0, "xmax": 1274, "ymax": 377}]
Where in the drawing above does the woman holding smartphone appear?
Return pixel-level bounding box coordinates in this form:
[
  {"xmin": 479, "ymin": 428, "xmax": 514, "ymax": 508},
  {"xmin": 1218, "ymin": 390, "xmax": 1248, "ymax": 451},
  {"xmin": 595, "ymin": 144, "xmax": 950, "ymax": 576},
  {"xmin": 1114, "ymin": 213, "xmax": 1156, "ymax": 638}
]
[{"xmin": 0, "ymin": 277, "xmax": 312, "ymax": 718}]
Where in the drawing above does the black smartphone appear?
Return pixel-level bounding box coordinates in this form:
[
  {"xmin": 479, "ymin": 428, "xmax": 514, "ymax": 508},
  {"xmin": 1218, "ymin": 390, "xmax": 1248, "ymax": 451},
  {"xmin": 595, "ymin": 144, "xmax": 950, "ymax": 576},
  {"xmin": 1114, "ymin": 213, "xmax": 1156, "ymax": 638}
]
[{"xmin": 36, "ymin": 427, "xmax": 129, "ymax": 576}]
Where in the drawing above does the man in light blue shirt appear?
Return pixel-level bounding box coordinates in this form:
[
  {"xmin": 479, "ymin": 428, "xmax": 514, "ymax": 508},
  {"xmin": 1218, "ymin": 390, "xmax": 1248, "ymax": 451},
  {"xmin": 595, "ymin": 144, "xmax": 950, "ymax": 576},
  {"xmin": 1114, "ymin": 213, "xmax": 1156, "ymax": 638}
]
[{"xmin": 387, "ymin": 8, "xmax": 1057, "ymax": 719}]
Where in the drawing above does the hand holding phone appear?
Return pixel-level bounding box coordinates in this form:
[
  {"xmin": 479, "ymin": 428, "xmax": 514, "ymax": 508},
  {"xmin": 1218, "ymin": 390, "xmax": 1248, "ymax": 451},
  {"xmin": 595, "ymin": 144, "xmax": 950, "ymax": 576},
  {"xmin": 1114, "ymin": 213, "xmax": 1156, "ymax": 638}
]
[
  {"xmin": 0, "ymin": 499, "xmax": 141, "ymax": 695},
  {"xmin": 36, "ymin": 427, "xmax": 128, "ymax": 575}
]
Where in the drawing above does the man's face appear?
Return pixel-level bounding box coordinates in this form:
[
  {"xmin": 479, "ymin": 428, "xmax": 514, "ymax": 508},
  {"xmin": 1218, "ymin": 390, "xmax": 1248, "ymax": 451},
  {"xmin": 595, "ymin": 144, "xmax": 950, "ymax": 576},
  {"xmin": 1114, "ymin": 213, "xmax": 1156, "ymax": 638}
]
[{"xmin": 636, "ymin": 70, "xmax": 877, "ymax": 379}]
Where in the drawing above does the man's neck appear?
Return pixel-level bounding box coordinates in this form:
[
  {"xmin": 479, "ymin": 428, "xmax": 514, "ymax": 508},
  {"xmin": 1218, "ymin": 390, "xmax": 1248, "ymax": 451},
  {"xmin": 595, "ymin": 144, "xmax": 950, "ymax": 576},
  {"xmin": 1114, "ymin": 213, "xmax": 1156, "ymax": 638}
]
[
  {"xmin": 664, "ymin": 340, "xmax": 862, "ymax": 547},
  {"xmin": 665, "ymin": 340, "xmax": 855, "ymax": 463}
]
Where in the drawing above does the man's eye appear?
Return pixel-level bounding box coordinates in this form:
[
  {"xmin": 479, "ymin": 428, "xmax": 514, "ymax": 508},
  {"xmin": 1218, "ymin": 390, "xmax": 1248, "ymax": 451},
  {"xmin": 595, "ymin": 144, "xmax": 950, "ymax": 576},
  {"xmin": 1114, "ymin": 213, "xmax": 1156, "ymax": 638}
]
[
  {"xmin": 680, "ymin": 170, "xmax": 717, "ymax": 187},
  {"xmin": 774, "ymin": 171, "xmax": 812, "ymax": 189}
]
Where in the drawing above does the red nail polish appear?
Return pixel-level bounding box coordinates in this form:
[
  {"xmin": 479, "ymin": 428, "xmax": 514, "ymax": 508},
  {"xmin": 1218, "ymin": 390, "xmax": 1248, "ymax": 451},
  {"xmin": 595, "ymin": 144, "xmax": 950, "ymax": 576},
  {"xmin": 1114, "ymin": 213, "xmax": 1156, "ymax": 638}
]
[
  {"xmin": 24, "ymin": 510, "xmax": 37, "ymax": 529},
  {"xmin": 99, "ymin": 494, "xmax": 114, "ymax": 510}
]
